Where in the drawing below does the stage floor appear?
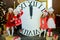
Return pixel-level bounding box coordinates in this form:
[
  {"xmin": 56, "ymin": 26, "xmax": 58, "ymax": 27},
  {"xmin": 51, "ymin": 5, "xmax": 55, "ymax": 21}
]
[
  {"xmin": 0, "ymin": 28, "xmax": 60, "ymax": 40},
  {"xmin": 0, "ymin": 33, "xmax": 59, "ymax": 40},
  {"xmin": 5, "ymin": 35, "xmax": 46, "ymax": 40}
]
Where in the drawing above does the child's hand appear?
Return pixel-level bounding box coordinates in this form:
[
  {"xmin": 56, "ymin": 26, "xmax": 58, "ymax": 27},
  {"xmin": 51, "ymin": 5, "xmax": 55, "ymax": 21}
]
[{"xmin": 20, "ymin": 9, "xmax": 23, "ymax": 13}]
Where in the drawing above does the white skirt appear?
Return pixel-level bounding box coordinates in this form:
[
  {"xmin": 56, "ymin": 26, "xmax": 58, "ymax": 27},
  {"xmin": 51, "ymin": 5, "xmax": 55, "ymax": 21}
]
[{"xmin": 47, "ymin": 18, "xmax": 56, "ymax": 28}]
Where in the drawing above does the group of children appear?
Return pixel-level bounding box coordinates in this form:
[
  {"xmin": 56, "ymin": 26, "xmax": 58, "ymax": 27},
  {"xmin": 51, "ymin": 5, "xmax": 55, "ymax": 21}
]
[
  {"xmin": 39, "ymin": 7, "xmax": 56, "ymax": 37},
  {"xmin": 0, "ymin": 7, "xmax": 57, "ymax": 40},
  {"xmin": 0, "ymin": 8, "xmax": 23, "ymax": 36}
]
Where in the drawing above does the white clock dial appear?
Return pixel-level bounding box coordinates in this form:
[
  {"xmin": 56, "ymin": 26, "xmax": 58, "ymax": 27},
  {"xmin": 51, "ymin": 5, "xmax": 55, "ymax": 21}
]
[{"xmin": 15, "ymin": 1, "xmax": 46, "ymax": 36}]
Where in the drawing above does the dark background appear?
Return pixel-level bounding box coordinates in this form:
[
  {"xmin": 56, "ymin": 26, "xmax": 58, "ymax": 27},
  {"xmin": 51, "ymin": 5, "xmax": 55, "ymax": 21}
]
[{"xmin": 2, "ymin": 0, "xmax": 18, "ymax": 9}]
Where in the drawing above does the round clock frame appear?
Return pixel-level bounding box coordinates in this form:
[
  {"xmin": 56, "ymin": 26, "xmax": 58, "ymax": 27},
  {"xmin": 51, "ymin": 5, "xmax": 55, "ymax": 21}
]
[{"xmin": 15, "ymin": 1, "xmax": 46, "ymax": 36}]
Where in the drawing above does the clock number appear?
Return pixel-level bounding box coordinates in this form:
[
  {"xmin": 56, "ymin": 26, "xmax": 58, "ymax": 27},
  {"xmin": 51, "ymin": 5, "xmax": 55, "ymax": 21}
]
[
  {"xmin": 23, "ymin": 29, "xmax": 29, "ymax": 36},
  {"xmin": 23, "ymin": 3, "xmax": 27, "ymax": 7},
  {"xmin": 29, "ymin": 31, "xmax": 33, "ymax": 35},
  {"xmin": 33, "ymin": 30, "xmax": 35, "ymax": 35},
  {"xmin": 41, "ymin": 8, "xmax": 45, "ymax": 11},
  {"xmin": 21, "ymin": 4, "xmax": 24, "ymax": 10},
  {"xmin": 36, "ymin": 30, "xmax": 40, "ymax": 34},
  {"xmin": 38, "ymin": 4, "xmax": 42, "ymax": 9},
  {"xmin": 20, "ymin": 3, "xmax": 27, "ymax": 10},
  {"xmin": 33, "ymin": 1, "xmax": 37, "ymax": 7},
  {"xmin": 22, "ymin": 29, "xmax": 40, "ymax": 36}
]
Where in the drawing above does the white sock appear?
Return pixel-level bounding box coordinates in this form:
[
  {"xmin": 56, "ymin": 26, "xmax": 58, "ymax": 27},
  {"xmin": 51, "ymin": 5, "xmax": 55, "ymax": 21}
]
[
  {"xmin": 44, "ymin": 30, "xmax": 46, "ymax": 37},
  {"xmin": 6, "ymin": 27, "xmax": 10, "ymax": 36},
  {"xmin": 11, "ymin": 27, "xmax": 14, "ymax": 36}
]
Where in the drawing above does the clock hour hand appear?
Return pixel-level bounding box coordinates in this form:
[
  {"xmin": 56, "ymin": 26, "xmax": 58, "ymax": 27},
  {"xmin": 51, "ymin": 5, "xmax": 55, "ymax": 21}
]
[{"xmin": 29, "ymin": 3, "xmax": 33, "ymax": 19}]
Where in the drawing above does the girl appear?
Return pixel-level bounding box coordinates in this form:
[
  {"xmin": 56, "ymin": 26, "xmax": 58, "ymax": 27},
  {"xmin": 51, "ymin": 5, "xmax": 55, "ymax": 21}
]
[
  {"xmin": 6, "ymin": 8, "xmax": 15, "ymax": 36},
  {"xmin": 13, "ymin": 9, "xmax": 23, "ymax": 34},
  {"xmin": 39, "ymin": 10, "xmax": 48, "ymax": 37},
  {"xmin": 47, "ymin": 7, "xmax": 56, "ymax": 37}
]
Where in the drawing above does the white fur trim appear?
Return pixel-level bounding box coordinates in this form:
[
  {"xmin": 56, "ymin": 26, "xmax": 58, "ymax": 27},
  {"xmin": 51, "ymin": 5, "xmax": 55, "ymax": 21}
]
[
  {"xmin": 48, "ymin": 7, "xmax": 54, "ymax": 12},
  {"xmin": 8, "ymin": 8, "xmax": 13, "ymax": 11}
]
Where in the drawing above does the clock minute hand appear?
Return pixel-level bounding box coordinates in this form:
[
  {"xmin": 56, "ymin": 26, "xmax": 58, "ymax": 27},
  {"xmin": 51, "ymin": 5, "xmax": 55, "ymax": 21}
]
[{"xmin": 29, "ymin": 3, "xmax": 33, "ymax": 19}]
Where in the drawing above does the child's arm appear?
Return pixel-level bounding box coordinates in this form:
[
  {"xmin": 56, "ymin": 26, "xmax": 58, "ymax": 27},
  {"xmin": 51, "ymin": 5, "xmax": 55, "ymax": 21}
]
[{"xmin": 17, "ymin": 9, "xmax": 23, "ymax": 18}]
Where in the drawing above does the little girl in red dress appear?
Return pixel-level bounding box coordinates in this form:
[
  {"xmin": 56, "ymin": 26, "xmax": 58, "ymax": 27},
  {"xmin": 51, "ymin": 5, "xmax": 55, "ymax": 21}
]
[
  {"xmin": 13, "ymin": 9, "xmax": 23, "ymax": 33},
  {"xmin": 6, "ymin": 8, "xmax": 15, "ymax": 36},
  {"xmin": 39, "ymin": 10, "xmax": 48, "ymax": 37}
]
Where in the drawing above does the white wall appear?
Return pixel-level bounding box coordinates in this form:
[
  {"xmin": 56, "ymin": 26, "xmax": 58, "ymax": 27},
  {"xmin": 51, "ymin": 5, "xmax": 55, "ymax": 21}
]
[{"xmin": 48, "ymin": 0, "xmax": 52, "ymax": 8}]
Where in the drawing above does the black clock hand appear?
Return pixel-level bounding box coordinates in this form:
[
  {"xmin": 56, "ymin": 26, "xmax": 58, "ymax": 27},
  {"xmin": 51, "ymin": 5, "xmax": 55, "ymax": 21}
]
[{"xmin": 29, "ymin": 3, "xmax": 33, "ymax": 19}]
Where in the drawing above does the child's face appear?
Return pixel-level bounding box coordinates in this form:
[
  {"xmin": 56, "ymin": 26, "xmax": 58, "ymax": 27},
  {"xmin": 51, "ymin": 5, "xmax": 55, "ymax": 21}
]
[
  {"xmin": 9, "ymin": 10, "xmax": 13, "ymax": 13},
  {"xmin": 14, "ymin": 11, "xmax": 18, "ymax": 15},
  {"xmin": 43, "ymin": 12, "xmax": 47, "ymax": 16}
]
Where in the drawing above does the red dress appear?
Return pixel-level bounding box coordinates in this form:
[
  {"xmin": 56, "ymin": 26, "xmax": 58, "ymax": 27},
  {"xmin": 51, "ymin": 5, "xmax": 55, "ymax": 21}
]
[
  {"xmin": 6, "ymin": 13, "xmax": 15, "ymax": 27},
  {"xmin": 13, "ymin": 15, "xmax": 21, "ymax": 26},
  {"xmin": 13, "ymin": 10, "xmax": 23, "ymax": 26},
  {"xmin": 40, "ymin": 17, "xmax": 48, "ymax": 30}
]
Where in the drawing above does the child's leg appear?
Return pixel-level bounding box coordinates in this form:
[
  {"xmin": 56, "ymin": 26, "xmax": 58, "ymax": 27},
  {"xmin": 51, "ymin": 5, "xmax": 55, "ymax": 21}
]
[
  {"xmin": 44, "ymin": 29, "xmax": 46, "ymax": 37},
  {"xmin": 19, "ymin": 24, "xmax": 22, "ymax": 30},
  {"xmin": 11, "ymin": 27, "xmax": 14, "ymax": 36},
  {"xmin": 17, "ymin": 24, "xmax": 22, "ymax": 32},
  {"xmin": 39, "ymin": 31, "xmax": 41, "ymax": 37},
  {"xmin": 6, "ymin": 27, "xmax": 10, "ymax": 36},
  {"xmin": 39, "ymin": 29, "xmax": 44, "ymax": 37},
  {"xmin": 19, "ymin": 24, "xmax": 22, "ymax": 32}
]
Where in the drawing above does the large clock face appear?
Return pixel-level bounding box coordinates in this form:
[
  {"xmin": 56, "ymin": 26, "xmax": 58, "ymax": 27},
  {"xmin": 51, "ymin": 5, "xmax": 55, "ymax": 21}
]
[{"xmin": 15, "ymin": 1, "xmax": 46, "ymax": 36}]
